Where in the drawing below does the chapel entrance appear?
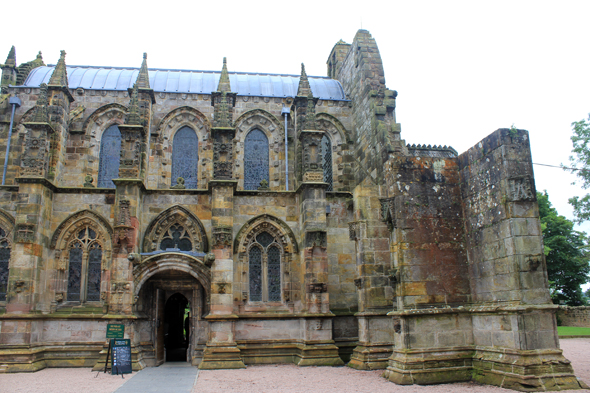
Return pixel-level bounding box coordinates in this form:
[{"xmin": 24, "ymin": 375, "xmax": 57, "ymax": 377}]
[
  {"xmin": 137, "ymin": 268, "xmax": 207, "ymax": 366},
  {"xmin": 164, "ymin": 293, "xmax": 189, "ymax": 361}
]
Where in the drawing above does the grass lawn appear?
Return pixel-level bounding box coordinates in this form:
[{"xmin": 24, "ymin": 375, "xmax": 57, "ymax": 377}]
[{"xmin": 557, "ymin": 326, "xmax": 590, "ymax": 336}]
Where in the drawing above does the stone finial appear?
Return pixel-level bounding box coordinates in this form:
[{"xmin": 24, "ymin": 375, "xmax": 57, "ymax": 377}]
[
  {"xmin": 33, "ymin": 83, "xmax": 49, "ymax": 123},
  {"xmin": 135, "ymin": 52, "xmax": 150, "ymax": 89},
  {"xmin": 32, "ymin": 51, "xmax": 44, "ymax": 67},
  {"xmin": 3, "ymin": 46, "xmax": 16, "ymax": 67},
  {"xmin": 297, "ymin": 63, "xmax": 311, "ymax": 97},
  {"xmin": 126, "ymin": 83, "xmax": 141, "ymax": 125},
  {"xmin": 303, "ymin": 92, "xmax": 317, "ymax": 130},
  {"xmin": 217, "ymin": 57, "xmax": 231, "ymax": 93},
  {"xmin": 48, "ymin": 50, "xmax": 68, "ymax": 87}
]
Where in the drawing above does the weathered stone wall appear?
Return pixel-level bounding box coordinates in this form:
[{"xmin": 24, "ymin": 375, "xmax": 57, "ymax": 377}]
[
  {"xmin": 385, "ymin": 154, "xmax": 471, "ymax": 309},
  {"xmin": 557, "ymin": 306, "xmax": 590, "ymax": 327},
  {"xmin": 335, "ymin": 30, "xmax": 399, "ymax": 186},
  {"xmin": 459, "ymin": 128, "xmax": 550, "ymax": 305}
]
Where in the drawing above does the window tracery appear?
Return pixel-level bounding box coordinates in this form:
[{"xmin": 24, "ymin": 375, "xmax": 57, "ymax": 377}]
[
  {"xmin": 0, "ymin": 227, "xmax": 11, "ymax": 301},
  {"xmin": 244, "ymin": 129, "xmax": 269, "ymax": 190},
  {"xmin": 171, "ymin": 126, "xmax": 199, "ymax": 189},
  {"xmin": 66, "ymin": 227, "xmax": 102, "ymax": 302},
  {"xmin": 248, "ymin": 231, "xmax": 281, "ymax": 302},
  {"xmin": 142, "ymin": 206, "xmax": 208, "ymax": 254},
  {"xmin": 97, "ymin": 125, "xmax": 121, "ymax": 188}
]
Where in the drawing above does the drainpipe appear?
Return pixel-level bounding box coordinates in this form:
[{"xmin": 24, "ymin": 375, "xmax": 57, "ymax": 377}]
[
  {"xmin": 2, "ymin": 95, "xmax": 21, "ymax": 185},
  {"xmin": 281, "ymin": 106, "xmax": 290, "ymax": 191}
]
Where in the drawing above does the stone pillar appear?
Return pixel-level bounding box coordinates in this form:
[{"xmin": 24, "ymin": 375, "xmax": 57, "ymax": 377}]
[
  {"xmin": 200, "ymin": 180, "xmax": 244, "ymax": 369},
  {"xmin": 347, "ymin": 183, "xmax": 394, "ymax": 370},
  {"xmin": 296, "ymin": 119, "xmax": 343, "ymax": 365}
]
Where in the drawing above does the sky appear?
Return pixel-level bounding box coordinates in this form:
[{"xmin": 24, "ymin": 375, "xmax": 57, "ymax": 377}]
[{"xmin": 3, "ymin": 1, "xmax": 590, "ymax": 282}]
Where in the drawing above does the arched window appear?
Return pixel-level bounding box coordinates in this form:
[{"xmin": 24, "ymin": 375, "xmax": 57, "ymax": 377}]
[
  {"xmin": 244, "ymin": 129, "xmax": 269, "ymax": 190},
  {"xmin": 321, "ymin": 134, "xmax": 333, "ymax": 191},
  {"xmin": 249, "ymin": 231, "xmax": 281, "ymax": 302},
  {"xmin": 67, "ymin": 226, "xmax": 102, "ymax": 302},
  {"xmin": 171, "ymin": 126, "xmax": 199, "ymax": 189},
  {"xmin": 0, "ymin": 227, "xmax": 11, "ymax": 302},
  {"xmin": 97, "ymin": 125, "xmax": 121, "ymax": 188}
]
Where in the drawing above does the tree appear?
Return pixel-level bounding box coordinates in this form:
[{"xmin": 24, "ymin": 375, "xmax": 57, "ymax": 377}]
[
  {"xmin": 538, "ymin": 191, "xmax": 590, "ymax": 305},
  {"xmin": 568, "ymin": 114, "xmax": 590, "ymax": 222}
]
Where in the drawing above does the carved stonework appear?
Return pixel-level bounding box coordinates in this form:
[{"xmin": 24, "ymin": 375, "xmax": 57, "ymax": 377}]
[
  {"xmin": 15, "ymin": 223, "xmax": 35, "ymax": 243},
  {"xmin": 21, "ymin": 125, "xmax": 52, "ymax": 177},
  {"xmin": 142, "ymin": 206, "xmax": 208, "ymax": 253},
  {"xmin": 111, "ymin": 281, "xmax": 130, "ymax": 293},
  {"xmin": 307, "ymin": 283, "xmax": 327, "ymax": 293},
  {"xmin": 348, "ymin": 222, "xmax": 359, "ymax": 241},
  {"xmin": 13, "ymin": 280, "xmax": 26, "ymax": 293},
  {"xmin": 114, "ymin": 198, "xmax": 134, "ymax": 254},
  {"xmin": 204, "ymin": 252, "xmax": 215, "ymax": 266},
  {"xmin": 508, "ymin": 177, "xmax": 535, "ymax": 202},
  {"xmin": 380, "ymin": 197, "xmax": 396, "ymax": 231},
  {"xmin": 83, "ymin": 174, "xmax": 95, "ymax": 188},
  {"xmin": 300, "ymin": 131, "xmax": 323, "ymax": 174},
  {"xmin": 354, "ymin": 278, "xmax": 363, "ymax": 289},
  {"xmin": 118, "ymin": 127, "xmax": 144, "ymax": 179},
  {"xmin": 305, "ymin": 231, "xmax": 327, "ymax": 248},
  {"xmin": 309, "ymin": 319, "xmax": 323, "ymax": 330},
  {"xmin": 348, "ymin": 221, "xmax": 366, "ymax": 241},
  {"xmin": 303, "ymin": 172, "xmax": 323, "ymax": 182},
  {"xmin": 155, "ymin": 106, "xmax": 210, "ymax": 138},
  {"xmin": 212, "ymin": 128, "xmax": 235, "ymax": 179},
  {"xmin": 212, "ymin": 226, "xmax": 232, "ymax": 249}
]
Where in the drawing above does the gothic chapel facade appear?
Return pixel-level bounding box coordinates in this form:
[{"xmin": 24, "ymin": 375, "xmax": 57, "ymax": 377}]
[{"xmin": 0, "ymin": 31, "xmax": 584, "ymax": 391}]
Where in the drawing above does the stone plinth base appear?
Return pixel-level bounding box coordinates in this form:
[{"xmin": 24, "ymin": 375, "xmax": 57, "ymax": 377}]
[
  {"xmin": 296, "ymin": 342, "xmax": 345, "ymax": 366},
  {"xmin": 0, "ymin": 343, "xmax": 103, "ymax": 373},
  {"xmin": 383, "ymin": 346, "xmax": 586, "ymax": 391},
  {"xmin": 472, "ymin": 347, "xmax": 584, "ymax": 391},
  {"xmin": 199, "ymin": 344, "xmax": 246, "ymax": 369},
  {"xmin": 383, "ymin": 347, "xmax": 473, "ymax": 385},
  {"xmin": 234, "ymin": 340, "xmax": 344, "ymax": 367},
  {"xmin": 348, "ymin": 343, "xmax": 392, "ymax": 370}
]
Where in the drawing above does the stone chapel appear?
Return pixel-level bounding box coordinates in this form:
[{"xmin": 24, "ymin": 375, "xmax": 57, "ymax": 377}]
[{"xmin": 0, "ymin": 30, "xmax": 584, "ymax": 391}]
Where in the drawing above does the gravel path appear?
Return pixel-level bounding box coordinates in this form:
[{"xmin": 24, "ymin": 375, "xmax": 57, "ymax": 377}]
[{"xmin": 0, "ymin": 339, "xmax": 588, "ymax": 393}]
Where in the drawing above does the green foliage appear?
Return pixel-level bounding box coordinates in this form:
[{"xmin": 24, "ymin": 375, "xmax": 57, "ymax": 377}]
[
  {"xmin": 568, "ymin": 114, "xmax": 590, "ymax": 222},
  {"xmin": 538, "ymin": 191, "xmax": 590, "ymax": 305}
]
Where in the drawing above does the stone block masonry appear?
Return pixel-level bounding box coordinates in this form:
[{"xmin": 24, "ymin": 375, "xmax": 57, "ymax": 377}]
[{"xmin": 0, "ymin": 31, "xmax": 584, "ymax": 391}]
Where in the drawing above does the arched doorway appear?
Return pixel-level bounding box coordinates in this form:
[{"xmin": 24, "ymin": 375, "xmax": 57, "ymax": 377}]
[{"xmin": 135, "ymin": 266, "xmax": 209, "ymax": 367}]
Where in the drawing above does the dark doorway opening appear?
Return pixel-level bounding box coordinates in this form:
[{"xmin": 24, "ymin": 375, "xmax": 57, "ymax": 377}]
[{"xmin": 164, "ymin": 292, "xmax": 190, "ymax": 362}]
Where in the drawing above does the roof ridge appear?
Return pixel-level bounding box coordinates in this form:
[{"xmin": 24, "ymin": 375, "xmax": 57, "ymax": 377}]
[{"xmin": 43, "ymin": 64, "xmax": 335, "ymax": 79}]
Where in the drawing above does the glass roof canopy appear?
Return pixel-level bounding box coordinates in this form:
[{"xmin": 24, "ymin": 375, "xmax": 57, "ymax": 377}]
[{"xmin": 21, "ymin": 66, "xmax": 347, "ymax": 101}]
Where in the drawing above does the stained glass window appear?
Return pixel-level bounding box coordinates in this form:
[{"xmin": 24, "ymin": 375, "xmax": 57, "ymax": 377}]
[
  {"xmin": 67, "ymin": 242, "xmax": 83, "ymax": 301},
  {"xmin": 0, "ymin": 228, "xmax": 10, "ymax": 302},
  {"xmin": 87, "ymin": 243, "xmax": 102, "ymax": 302},
  {"xmin": 248, "ymin": 231, "xmax": 281, "ymax": 302},
  {"xmin": 244, "ymin": 129, "xmax": 269, "ymax": 190},
  {"xmin": 249, "ymin": 246, "xmax": 262, "ymax": 302},
  {"xmin": 160, "ymin": 224, "xmax": 193, "ymax": 251},
  {"xmin": 97, "ymin": 125, "xmax": 121, "ymax": 188},
  {"xmin": 171, "ymin": 127, "xmax": 199, "ymax": 189},
  {"xmin": 267, "ymin": 246, "xmax": 281, "ymax": 302},
  {"xmin": 66, "ymin": 226, "xmax": 104, "ymax": 303},
  {"xmin": 321, "ymin": 134, "xmax": 333, "ymax": 191}
]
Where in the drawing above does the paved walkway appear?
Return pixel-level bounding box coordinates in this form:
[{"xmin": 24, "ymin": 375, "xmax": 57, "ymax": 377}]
[{"xmin": 115, "ymin": 362, "xmax": 198, "ymax": 393}]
